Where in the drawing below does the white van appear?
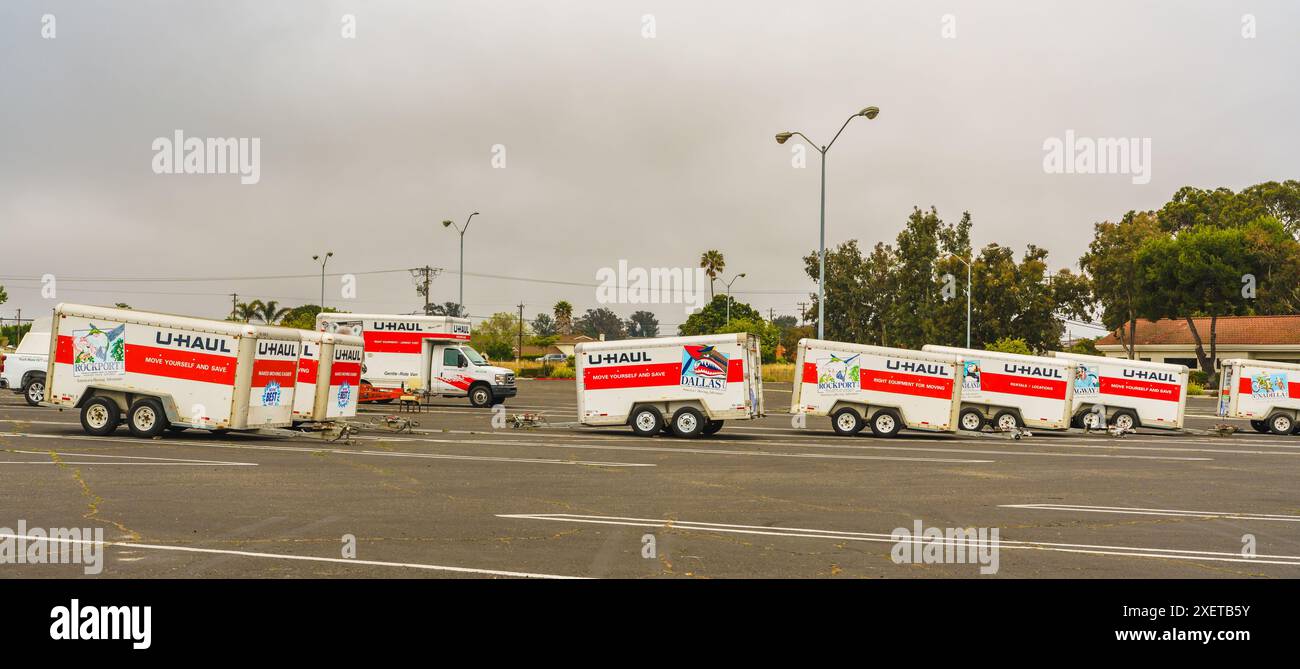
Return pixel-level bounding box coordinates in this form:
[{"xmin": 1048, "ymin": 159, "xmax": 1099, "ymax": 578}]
[
  {"xmin": 1050, "ymin": 351, "xmax": 1188, "ymax": 430},
  {"xmin": 1218, "ymin": 358, "xmax": 1300, "ymax": 435},
  {"xmin": 317, "ymin": 313, "xmax": 515, "ymax": 407},
  {"xmin": 575, "ymin": 334, "xmax": 764, "ymax": 437},
  {"xmin": 1, "ymin": 316, "xmax": 51, "ymax": 406},
  {"xmin": 791, "ymin": 339, "xmax": 962, "ymax": 437},
  {"xmin": 921, "ymin": 345, "xmax": 1077, "ymax": 431}
]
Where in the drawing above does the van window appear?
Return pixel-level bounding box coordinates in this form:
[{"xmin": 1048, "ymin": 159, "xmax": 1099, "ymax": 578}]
[{"xmin": 442, "ymin": 348, "xmax": 463, "ymax": 368}]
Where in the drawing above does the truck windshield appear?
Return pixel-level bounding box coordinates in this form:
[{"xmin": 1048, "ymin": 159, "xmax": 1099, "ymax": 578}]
[{"xmin": 460, "ymin": 345, "xmax": 487, "ymax": 365}]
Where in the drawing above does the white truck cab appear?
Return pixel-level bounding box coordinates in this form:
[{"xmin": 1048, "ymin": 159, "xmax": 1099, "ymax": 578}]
[
  {"xmin": 1, "ymin": 316, "xmax": 52, "ymax": 406},
  {"xmin": 317, "ymin": 313, "xmax": 515, "ymax": 407}
]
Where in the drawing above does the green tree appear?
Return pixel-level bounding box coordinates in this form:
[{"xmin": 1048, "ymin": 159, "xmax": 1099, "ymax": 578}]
[
  {"xmin": 717, "ymin": 317, "xmax": 781, "ymax": 363},
  {"xmin": 279, "ymin": 305, "xmax": 344, "ymax": 330},
  {"xmin": 699, "ymin": 250, "xmax": 726, "ymax": 299},
  {"xmin": 472, "ymin": 312, "xmax": 523, "ymax": 360},
  {"xmin": 1079, "ymin": 211, "xmax": 1161, "ymax": 359},
  {"xmin": 625, "ymin": 310, "xmax": 659, "ymax": 338},
  {"xmin": 1065, "ymin": 337, "xmax": 1099, "ymax": 355},
  {"xmin": 576, "ymin": 308, "xmax": 626, "ymax": 340},
  {"xmin": 679, "ymin": 295, "xmax": 763, "ymax": 336},
  {"xmin": 531, "ymin": 313, "xmax": 557, "ymax": 337},
  {"xmin": 429, "ymin": 302, "xmax": 465, "ymax": 317},
  {"xmin": 985, "ymin": 337, "xmax": 1032, "ymax": 355},
  {"xmin": 553, "ymin": 301, "xmax": 573, "ymax": 335},
  {"xmin": 254, "ymin": 300, "xmax": 290, "ymax": 324}
]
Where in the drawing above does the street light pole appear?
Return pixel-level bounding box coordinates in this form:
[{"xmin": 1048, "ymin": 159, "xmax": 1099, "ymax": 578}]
[
  {"xmin": 775, "ymin": 106, "xmax": 879, "ymax": 341},
  {"xmin": 442, "ymin": 212, "xmax": 479, "ymax": 312},
  {"xmin": 722, "ymin": 273, "xmax": 746, "ymax": 325},
  {"xmin": 944, "ymin": 253, "xmax": 972, "ymax": 349},
  {"xmin": 312, "ymin": 252, "xmax": 333, "ymax": 312}
]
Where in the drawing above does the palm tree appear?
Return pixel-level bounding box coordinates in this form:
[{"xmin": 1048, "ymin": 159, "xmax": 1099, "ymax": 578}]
[
  {"xmin": 553, "ymin": 301, "xmax": 573, "ymax": 336},
  {"xmin": 231, "ymin": 301, "xmax": 261, "ymax": 322},
  {"xmin": 255, "ymin": 300, "xmax": 291, "ymax": 324},
  {"xmin": 700, "ymin": 250, "xmax": 725, "ymax": 298}
]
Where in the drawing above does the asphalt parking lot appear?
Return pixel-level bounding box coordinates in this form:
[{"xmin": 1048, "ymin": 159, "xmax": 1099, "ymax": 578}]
[{"xmin": 1, "ymin": 381, "xmax": 1298, "ymax": 579}]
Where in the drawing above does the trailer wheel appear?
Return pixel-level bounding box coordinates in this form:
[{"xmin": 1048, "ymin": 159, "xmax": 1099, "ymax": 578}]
[
  {"xmin": 958, "ymin": 408, "xmax": 985, "ymax": 432},
  {"xmin": 629, "ymin": 406, "xmax": 664, "ymax": 437},
  {"xmin": 831, "ymin": 407, "xmax": 864, "ymax": 436},
  {"xmin": 1267, "ymin": 412, "xmax": 1294, "ymax": 436},
  {"xmin": 1249, "ymin": 420, "xmax": 1270, "ymax": 433},
  {"xmin": 1110, "ymin": 409, "xmax": 1138, "ymax": 431},
  {"xmin": 1080, "ymin": 412, "xmax": 1104, "ymax": 430},
  {"xmin": 702, "ymin": 419, "xmax": 724, "ymax": 436},
  {"xmin": 80, "ymin": 397, "xmax": 120, "ymax": 436},
  {"xmin": 868, "ymin": 409, "xmax": 903, "ymax": 438},
  {"xmin": 468, "ymin": 384, "xmax": 493, "ymax": 408},
  {"xmin": 992, "ymin": 410, "xmax": 1021, "ymax": 432},
  {"xmin": 669, "ymin": 407, "xmax": 706, "ymax": 438},
  {"xmin": 22, "ymin": 375, "xmax": 45, "ymax": 406},
  {"xmin": 127, "ymin": 398, "xmax": 169, "ymax": 438}
]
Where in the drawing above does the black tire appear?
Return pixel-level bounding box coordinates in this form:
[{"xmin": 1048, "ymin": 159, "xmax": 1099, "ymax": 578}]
[
  {"xmin": 831, "ymin": 407, "xmax": 864, "ymax": 436},
  {"xmin": 79, "ymin": 396, "xmax": 120, "ymax": 436},
  {"xmin": 1250, "ymin": 420, "xmax": 1270, "ymax": 433},
  {"xmin": 702, "ymin": 419, "xmax": 724, "ymax": 436},
  {"xmin": 629, "ymin": 406, "xmax": 664, "ymax": 437},
  {"xmin": 1267, "ymin": 412, "xmax": 1295, "ymax": 436},
  {"xmin": 1080, "ymin": 411, "xmax": 1105, "ymax": 430},
  {"xmin": 22, "ymin": 376, "xmax": 45, "ymax": 406},
  {"xmin": 127, "ymin": 397, "xmax": 169, "ymax": 438},
  {"xmin": 1110, "ymin": 409, "xmax": 1138, "ymax": 431},
  {"xmin": 958, "ymin": 408, "xmax": 985, "ymax": 432},
  {"xmin": 868, "ymin": 408, "xmax": 903, "ymax": 438},
  {"xmin": 468, "ymin": 384, "xmax": 493, "ymax": 408},
  {"xmin": 992, "ymin": 410, "xmax": 1021, "ymax": 432},
  {"xmin": 669, "ymin": 407, "xmax": 706, "ymax": 439}
]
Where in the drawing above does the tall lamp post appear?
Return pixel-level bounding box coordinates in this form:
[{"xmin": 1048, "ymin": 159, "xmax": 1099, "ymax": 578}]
[
  {"xmin": 312, "ymin": 252, "xmax": 333, "ymax": 312},
  {"xmin": 944, "ymin": 253, "xmax": 972, "ymax": 349},
  {"xmin": 775, "ymin": 105, "xmax": 879, "ymax": 340},
  {"xmin": 442, "ymin": 212, "xmax": 480, "ymax": 311},
  {"xmin": 722, "ymin": 272, "xmax": 746, "ymax": 325}
]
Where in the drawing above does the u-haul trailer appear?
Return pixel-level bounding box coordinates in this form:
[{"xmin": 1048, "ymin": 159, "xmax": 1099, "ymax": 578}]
[
  {"xmin": 575, "ymin": 334, "xmax": 764, "ymax": 437},
  {"xmin": 921, "ymin": 345, "xmax": 1077, "ymax": 431},
  {"xmin": 791, "ymin": 339, "xmax": 962, "ymax": 437},
  {"xmin": 316, "ymin": 312, "xmax": 516, "ymax": 407},
  {"xmin": 1049, "ymin": 351, "xmax": 1188, "ymax": 430},
  {"xmin": 292, "ymin": 330, "xmax": 364, "ymax": 423},
  {"xmin": 45, "ymin": 303, "xmax": 305, "ymax": 437},
  {"xmin": 1217, "ymin": 358, "xmax": 1300, "ymax": 435}
]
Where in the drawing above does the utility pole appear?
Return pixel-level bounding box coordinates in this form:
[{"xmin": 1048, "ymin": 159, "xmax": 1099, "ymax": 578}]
[
  {"xmin": 516, "ymin": 302, "xmax": 525, "ymax": 364},
  {"xmin": 410, "ymin": 266, "xmax": 441, "ymax": 315},
  {"xmin": 769, "ymin": 307, "xmax": 775, "ymax": 322},
  {"xmin": 229, "ymin": 293, "xmax": 239, "ymax": 321},
  {"xmin": 797, "ymin": 302, "xmax": 807, "ymax": 326}
]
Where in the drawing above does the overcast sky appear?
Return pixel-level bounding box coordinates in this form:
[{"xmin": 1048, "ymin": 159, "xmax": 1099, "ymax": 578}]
[{"xmin": 2, "ymin": 1, "xmax": 1297, "ymax": 336}]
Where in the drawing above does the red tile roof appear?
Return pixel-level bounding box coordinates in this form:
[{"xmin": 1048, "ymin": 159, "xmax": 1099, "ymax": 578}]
[{"xmin": 1097, "ymin": 315, "xmax": 1300, "ymax": 346}]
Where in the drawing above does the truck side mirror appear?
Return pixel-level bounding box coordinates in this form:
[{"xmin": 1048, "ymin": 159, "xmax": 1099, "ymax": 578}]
[{"xmin": 458, "ymin": 358, "xmax": 467, "ymax": 368}]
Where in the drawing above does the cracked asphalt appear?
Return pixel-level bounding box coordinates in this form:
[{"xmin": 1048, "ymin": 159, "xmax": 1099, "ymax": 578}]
[{"xmin": 1, "ymin": 383, "xmax": 1298, "ymax": 578}]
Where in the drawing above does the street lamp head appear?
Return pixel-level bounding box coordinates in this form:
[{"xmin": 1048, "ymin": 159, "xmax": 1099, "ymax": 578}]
[
  {"xmin": 441, "ymin": 220, "xmax": 453, "ymax": 228},
  {"xmin": 860, "ymin": 106, "xmax": 880, "ymax": 120},
  {"xmin": 327, "ymin": 251, "xmax": 333, "ymax": 258},
  {"xmin": 312, "ymin": 255, "xmax": 318, "ymax": 261},
  {"xmin": 470, "ymin": 212, "xmax": 480, "ymax": 217},
  {"xmin": 738, "ymin": 273, "xmax": 747, "ymax": 279},
  {"xmin": 775, "ymin": 132, "xmax": 793, "ymax": 145}
]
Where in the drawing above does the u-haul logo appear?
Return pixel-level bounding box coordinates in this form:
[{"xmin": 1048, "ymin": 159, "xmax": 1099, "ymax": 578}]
[
  {"xmin": 586, "ymin": 351, "xmax": 652, "ymax": 365},
  {"xmin": 1123, "ymin": 368, "xmax": 1176, "ymax": 383},
  {"xmin": 335, "ymin": 347, "xmax": 362, "ymax": 362},
  {"xmin": 1003, "ymin": 363, "xmax": 1063, "ymax": 379},
  {"xmin": 156, "ymin": 331, "xmax": 232, "ymax": 353},
  {"xmin": 257, "ymin": 341, "xmax": 297, "ymax": 357},
  {"xmin": 373, "ymin": 321, "xmax": 422, "ymax": 332},
  {"xmin": 681, "ymin": 345, "xmax": 727, "ymax": 394},
  {"xmin": 452, "ymin": 323, "xmax": 470, "ymax": 336},
  {"xmin": 886, "ymin": 359, "xmax": 951, "ymax": 377}
]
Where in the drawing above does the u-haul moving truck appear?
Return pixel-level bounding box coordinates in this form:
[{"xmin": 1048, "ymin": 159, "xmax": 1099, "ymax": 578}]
[
  {"xmin": 292, "ymin": 330, "xmax": 364, "ymax": 422},
  {"xmin": 921, "ymin": 345, "xmax": 1077, "ymax": 431},
  {"xmin": 1217, "ymin": 358, "xmax": 1300, "ymax": 435},
  {"xmin": 575, "ymin": 334, "xmax": 764, "ymax": 437},
  {"xmin": 791, "ymin": 339, "xmax": 962, "ymax": 437},
  {"xmin": 317, "ymin": 313, "xmax": 516, "ymax": 407},
  {"xmin": 45, "ymin": 303, "xmax": 301, "ymax": 437},
  {"xmin": 1049, "ymin": 351, "xmax": 1188, "ymax": 430}
]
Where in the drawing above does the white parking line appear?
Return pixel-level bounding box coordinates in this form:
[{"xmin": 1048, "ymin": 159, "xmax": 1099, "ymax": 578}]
[
  {"xmin": 498, "ymin": 513, "xmax": 1300, "ymax": 567},
  {"xmin": 0, "ymin": 448, "xmax": 257, "ymax": 466},
  {"xmin": 1000, "ymin": 503, "xmax": 1300, "ymax": 523},
  {"xmin": 0, "ymin": 533, "xmax": 585, "ymax": 579}
]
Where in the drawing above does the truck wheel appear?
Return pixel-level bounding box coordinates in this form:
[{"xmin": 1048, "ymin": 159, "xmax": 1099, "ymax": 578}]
[
  {"xmin": 629, "ymin": 406, "xmax": 664, "ymax": 437},
  {"xmin": 1110, "ymin": 410, "xmax": 1138, "ymax": 431},
  {"xmin": 80, "ymin": 397, "xmax": 120, "ymax": 436},
  {"xmin": 669, "ymin": 407, "xmax": 706, "ymax": 438},
  {"xmin": 869, "ymin": 409, "xmax": 903, "ymax": 438},
  {"xmin": 1250, "ymin": 420, "xmax": 1270, "ymax": 433},
  {"xmin": 831, "ymin": 407, "xmax": 864, "ymax": 436},
  {"xmin": 1267, "ymin": 412, "xmax": 1294, "ymax": 436},
  {"xmin": 702, "ymin": 419, "xmax": 724, "ymax": 436},
  {"xmin": 992, "ymin": 410, "xmax": 1021, "ymax": 432},
  {"xmin": 127, "ymin": 398, "xmax": 169, "ymax": 438},
  {"xmin": 22, "ymin": 376, "xmax": 45, "ymax": 406},
  {"xmin": 958, "ymin": 408, "xmax": 985, "ymax": 432},
  {"xmin": 468, "ymin": 384, "xmax": 493, "ymax": 408}
]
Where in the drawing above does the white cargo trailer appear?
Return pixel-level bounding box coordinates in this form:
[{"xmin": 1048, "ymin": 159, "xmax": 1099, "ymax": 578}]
[
  {"xmin": 1049, "ymin": 351, "xmax": 1188, "ymax": 430},
  {"xmin": 317, "ymin": 312, "xmax": 516, "ymax": 407},
  {"xmin": 45, "ymin": 303, "xmax": 300, "ymax": 437},
  {"xmin": 575, "ymin": 334, "xmax": 764, "ymax": 437},
  {"xmin": 1217, "ymin": 358, "xmax": 1300, "ymax": 435},
  {"xmin": 921, "ymin": 345, "xmax": 1077, "ymax": 431},
  {"xmin": 791, "ymin": 339, "xmax": 962, "ymax": 437},
  {"xmin": 292, "ymin": 330, "xmax": 364, "ymax": 423}
]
